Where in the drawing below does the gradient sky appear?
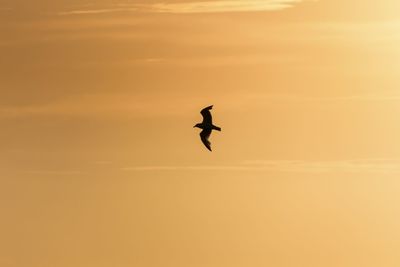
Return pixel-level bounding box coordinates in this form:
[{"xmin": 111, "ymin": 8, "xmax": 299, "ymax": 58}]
[{"xmin": 1, "ymin": 1, "xmax": 400, "ymax": 266}]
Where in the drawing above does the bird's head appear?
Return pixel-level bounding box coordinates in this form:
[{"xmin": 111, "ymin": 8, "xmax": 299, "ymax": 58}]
[{"xmin": 193, "ymin": 123, "xmax": 202, "ymax": 128}]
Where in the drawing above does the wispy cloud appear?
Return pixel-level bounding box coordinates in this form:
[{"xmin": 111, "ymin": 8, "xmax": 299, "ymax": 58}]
[
  {"xmin": 21, "ymin": 170, "xmax": 83, "ymax": 175},
  {"xmin": 243, "ymin": 159, "xmax": 400, "ymax": 173},
  {"xmin": 122, "ymin": 159, "xmax": 400, "ymax": 173},
  {"xmin": 59, "ymin": 8, "xmax": 137, "ymax": 16},
  {"xmin": 245, "ymin": 93, "xmax": 400, "ymax": 103},
  {"xmin": 59, "ymin": 0, "xmax": 303, "ymax": 15},
  {"xmin": 2, "ymin": 91, "xmax": 400, "ymax": 119},
  {"xmin": 0, "ymin": 91, "xmax": 191, "ymax": 119},
  {"xmin": 122, "ymin": 165, "xmax": 255, "ymax": 171},
  {"xmin": 142, "ymin": 0, "xmax": 302, "ymax": 13}
]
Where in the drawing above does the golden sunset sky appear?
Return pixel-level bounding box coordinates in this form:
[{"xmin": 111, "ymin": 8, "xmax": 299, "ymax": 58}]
[{"xmin": 1, "ymin": 0, "xmax": 400, "ymax": 266}]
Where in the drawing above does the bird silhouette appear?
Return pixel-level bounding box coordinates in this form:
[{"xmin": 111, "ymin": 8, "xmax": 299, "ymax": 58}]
[{"xmin": 194, "ymin": 105, "xmax": 221, "ymax": 151}]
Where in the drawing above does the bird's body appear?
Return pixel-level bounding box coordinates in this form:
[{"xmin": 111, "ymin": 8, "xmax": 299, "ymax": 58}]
[{"xmin": 194, "ymin": 105, "xmax": 221, "ymax": 151}]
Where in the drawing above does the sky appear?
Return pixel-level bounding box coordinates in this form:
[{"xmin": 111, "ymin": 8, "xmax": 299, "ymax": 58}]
[{"xmin": 1, "ymin": 0, "xmax": 400, "ymax": 266}]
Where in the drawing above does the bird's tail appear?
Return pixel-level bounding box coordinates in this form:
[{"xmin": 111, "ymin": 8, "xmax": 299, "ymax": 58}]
[{"xmin": 213, "ymin": 125, "xmax": 221, "ymax": 131}]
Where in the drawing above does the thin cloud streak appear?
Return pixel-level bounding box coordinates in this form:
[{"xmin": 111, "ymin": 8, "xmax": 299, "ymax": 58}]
[
  {"xmin": 2, "ymin": 92, "xmax": 400, "ymax": 119},
  {"xmin": 243, "ymin": 159, "xmax": 400, "ymax": 173},
  {"xmin": 145, "ymin": 0, "xmax": 302, "ymax": 13},
  {"xmin": 121, "ymin": 166, "xmax": 254, "ymax": 171},
  {"xmin": 59, "ymin": 8, "xmax": 138, "ymax": 16},
  {"xmin": 245, "ymin": 93, "xmax": 400, "ymax": 103},
  {"xmin": 122, "ymin": 159, "xmax": 400, "ymax": 173},
  {"xmin": 21, "ymin": 170, "xmax": 83, "ymax": 175},
  {"xmin": 59, "ymin": 0, "xmax": 302, "ymax": 15}
]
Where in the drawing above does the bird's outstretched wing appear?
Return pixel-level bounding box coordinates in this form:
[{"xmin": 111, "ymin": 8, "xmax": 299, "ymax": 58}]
[
  {"xmin": 200, "ymin": 105, "xmax": 213, "ymax": 124},
  {"xmin": 200, "ymin": 129, "xmax": 212, "ymax": 151}
]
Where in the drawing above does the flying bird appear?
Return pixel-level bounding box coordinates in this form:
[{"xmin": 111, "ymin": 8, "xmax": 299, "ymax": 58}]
[{"xmin": 194, "ymin": 105, "xmax": 221, "ymax": 151}]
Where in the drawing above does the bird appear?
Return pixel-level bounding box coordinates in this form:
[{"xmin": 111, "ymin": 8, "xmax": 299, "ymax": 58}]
[{"xmin": 194, "ymin": 105, "xmax": 221, "ymax": 151}]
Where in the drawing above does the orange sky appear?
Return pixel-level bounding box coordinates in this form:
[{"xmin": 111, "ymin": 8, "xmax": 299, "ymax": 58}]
[{"xmin": 1, "ymin": 1, "xmax": 400, "ymax": 266}]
